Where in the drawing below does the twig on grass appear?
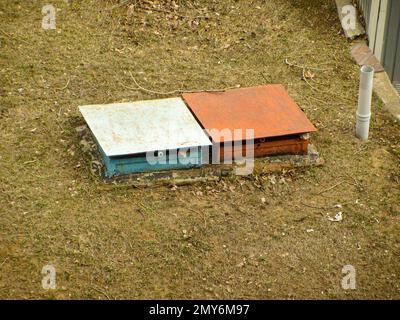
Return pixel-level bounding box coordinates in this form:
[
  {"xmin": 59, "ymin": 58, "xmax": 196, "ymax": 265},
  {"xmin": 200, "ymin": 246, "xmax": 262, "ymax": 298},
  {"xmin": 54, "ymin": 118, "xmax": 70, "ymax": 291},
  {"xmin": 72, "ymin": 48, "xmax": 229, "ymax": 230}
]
[
  {"xmin": 23, "ymin": 159, "xmax": 37, "ymax": 165},
  {"xmin": 340, "ymin": 173, "xmax": 366, "ymax": 190},
  {"xmin": 60, "ymin": 78, "xmax": 70, "ymax": 90},
  {"xmin": 300, "ymin": 202, "xmax": 331, "ymax": 210},
  {"xmin": 138, "ymin": 201, "xmax": 153, "ymax": 214},
  {"xmin": 315, "ymin": 181, "xmax": 345, "ymax": 195},
  {"xmin": 302, "ymin": 68, "xmax": 319, "ymax": 91},
  {"xmin": 285, "ymin": 58, "xmax": 333, "ymax": 92},
  {"xmin": 0, "ymin": 258, "xmax": 8, "ymax": 269},
  {"xmin": 260, "ymin": 72, "xmax": 270, "ymax": 83},
  {"xmin": 284, "ymin": 59, "xmax": 333, "ymax": 71},
  {"xmin": 91, "ymin": 285, "xmax": 112, "ymax": 300},
  {"xmin": 0, "ymin": 29, "xmax": 29, "ymax": 45},
  {"xmin": 307, "ymin": 95, "xmax": 330, "ymax": 105},
  {"xmin": 128, "ymin": 71, "xmax": 240, "ymax": 95}
]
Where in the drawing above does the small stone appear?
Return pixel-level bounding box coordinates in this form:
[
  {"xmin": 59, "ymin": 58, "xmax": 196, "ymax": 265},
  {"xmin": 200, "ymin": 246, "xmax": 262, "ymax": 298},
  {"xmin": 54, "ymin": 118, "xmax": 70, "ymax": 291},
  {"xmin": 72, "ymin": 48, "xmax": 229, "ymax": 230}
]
[
  {"xmin": 261, "ymin": 197, "xmax": 266, "ymax": 203},
  {"xmin": 328, "ymin": 212, "xmax": 343, "ymax": 222},
  {"xmin": 75, "ymin": 125, "xmax": 87, "ymax": 137}
]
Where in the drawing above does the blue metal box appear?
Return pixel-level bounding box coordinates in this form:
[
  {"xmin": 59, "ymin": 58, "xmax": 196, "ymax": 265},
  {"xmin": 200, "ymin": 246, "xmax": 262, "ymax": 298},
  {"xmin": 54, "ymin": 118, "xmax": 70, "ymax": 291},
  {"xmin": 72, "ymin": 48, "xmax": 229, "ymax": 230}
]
[{"xmin": 99, "ymin": 145, "xmax": 206, "ymax": 177}]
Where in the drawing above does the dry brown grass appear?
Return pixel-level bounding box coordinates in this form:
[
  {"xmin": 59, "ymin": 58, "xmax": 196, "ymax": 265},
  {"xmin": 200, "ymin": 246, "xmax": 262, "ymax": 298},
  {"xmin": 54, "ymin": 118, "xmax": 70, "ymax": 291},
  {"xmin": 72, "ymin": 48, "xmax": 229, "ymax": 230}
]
[{"xmin": 0, "ymin": 0, "xmax": 399, "ymax": 299}]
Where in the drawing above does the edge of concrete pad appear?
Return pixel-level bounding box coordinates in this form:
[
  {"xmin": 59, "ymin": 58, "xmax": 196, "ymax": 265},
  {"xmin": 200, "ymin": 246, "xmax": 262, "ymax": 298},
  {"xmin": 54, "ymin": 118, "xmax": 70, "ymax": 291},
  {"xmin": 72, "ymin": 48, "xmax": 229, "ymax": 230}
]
[
  {"xmin": 335, "ymin": 0, "xmax": 365, "ymax": 40},
  {"xmin": 384, "ymin": 102, "xmax": 400, "ymax": 122},
  {"xmin": 374, "ymin": 72, "xmax": 400, "ymax": 122},
  {"xmin": 101, "ymin": 144, "xmax": 324, "ymax": 187},
  {"xmin": 76, "ymin": 125, "xmax": 324, "ymax": 187}
]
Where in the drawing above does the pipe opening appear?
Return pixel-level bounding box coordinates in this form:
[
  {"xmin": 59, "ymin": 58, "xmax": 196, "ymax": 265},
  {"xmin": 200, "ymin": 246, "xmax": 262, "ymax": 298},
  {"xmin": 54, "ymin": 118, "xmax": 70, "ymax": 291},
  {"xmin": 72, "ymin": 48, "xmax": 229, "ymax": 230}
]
[{"xmin": 361, "ymin": 65, "xmax": 374, "ymax": 74}]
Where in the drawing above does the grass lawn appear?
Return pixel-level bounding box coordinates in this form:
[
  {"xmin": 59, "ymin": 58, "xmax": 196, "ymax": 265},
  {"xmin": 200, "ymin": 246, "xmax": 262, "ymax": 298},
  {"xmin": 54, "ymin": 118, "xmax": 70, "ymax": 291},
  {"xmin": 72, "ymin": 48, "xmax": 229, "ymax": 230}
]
[{"xmin": 0, "ymin": 0, "xmax": 399, "ymax": 299}]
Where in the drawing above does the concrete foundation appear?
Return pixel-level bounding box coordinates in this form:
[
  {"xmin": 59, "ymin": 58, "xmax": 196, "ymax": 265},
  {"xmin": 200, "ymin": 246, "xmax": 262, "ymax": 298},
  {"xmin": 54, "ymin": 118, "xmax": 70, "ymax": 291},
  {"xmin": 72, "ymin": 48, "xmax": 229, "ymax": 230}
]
[{"xmin": 77, "ymin": 125, "xmax": 324, "ymax": 187}]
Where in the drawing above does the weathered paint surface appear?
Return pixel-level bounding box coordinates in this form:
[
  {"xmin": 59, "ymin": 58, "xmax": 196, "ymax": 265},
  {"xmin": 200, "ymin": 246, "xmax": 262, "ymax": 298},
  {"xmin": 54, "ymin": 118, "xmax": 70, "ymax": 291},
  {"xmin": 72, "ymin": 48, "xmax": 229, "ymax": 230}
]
[
  {"xmin": 217, "ymin": 136, "xmax": 309, "ymax": 162},
  {"xmin": 99, "ymin": 144, "xmax": 205, "ymax": 177},
  {"xmin": 101, "ymin": 144, "xmax": 324, "ymax": 186},
  {"xmin": 79, "ymin": 97, "xmax": 212, "ymax": 157},
  {"xmin": 182, "ymin": 85, "xmax": 317, "ymax": 144}
]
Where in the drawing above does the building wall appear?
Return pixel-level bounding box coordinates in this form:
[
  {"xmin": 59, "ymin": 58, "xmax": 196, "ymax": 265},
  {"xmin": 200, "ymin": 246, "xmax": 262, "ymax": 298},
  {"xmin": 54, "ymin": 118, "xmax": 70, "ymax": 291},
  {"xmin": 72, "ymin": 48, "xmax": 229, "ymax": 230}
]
[
  {"xmin": 358, "ymin": 0, "xmax": 372, "ymax": 26},
  {"xmin": 382, "ymin": 0, "xmax": 400, "ymax": 93},
  {"xmin": 356, "ymin": 0, "xmax": 400, "ymax": 93}
]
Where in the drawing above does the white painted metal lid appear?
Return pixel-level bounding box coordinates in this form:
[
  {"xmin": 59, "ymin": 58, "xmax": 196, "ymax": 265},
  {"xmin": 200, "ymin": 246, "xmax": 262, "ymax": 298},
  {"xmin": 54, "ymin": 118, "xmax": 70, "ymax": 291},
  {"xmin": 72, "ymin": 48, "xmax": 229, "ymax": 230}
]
[{"xmin": 79, "ymin": 97, "xmax": 212, "ymax": 157}]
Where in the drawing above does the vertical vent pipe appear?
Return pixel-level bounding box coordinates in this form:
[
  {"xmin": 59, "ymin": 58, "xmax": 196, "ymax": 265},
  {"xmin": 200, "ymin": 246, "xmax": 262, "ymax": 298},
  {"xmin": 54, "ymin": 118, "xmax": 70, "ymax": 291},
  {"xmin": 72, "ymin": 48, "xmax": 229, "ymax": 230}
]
[{"xmin": 356, "ymin": 65, "xmax": 374, "ymax": 141}]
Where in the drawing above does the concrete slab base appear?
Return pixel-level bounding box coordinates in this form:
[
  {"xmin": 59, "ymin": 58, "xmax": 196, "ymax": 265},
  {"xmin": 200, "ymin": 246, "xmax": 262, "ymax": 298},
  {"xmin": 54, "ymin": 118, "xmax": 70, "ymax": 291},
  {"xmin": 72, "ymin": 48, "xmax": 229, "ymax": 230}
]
[
  {"xmin": 373, "ymin": 72, "xmax": 400, "ymax": 122},
  {"xmin": 77, "ymin": 125, "xmax": 324, "ymax": 187},
  {"xmin": 105, "ymin": 145, "xmax": 324, "ymax": 187},
  {"xmin": 383, "ymin": 102, "xmax": 400, "ymax": 122}
]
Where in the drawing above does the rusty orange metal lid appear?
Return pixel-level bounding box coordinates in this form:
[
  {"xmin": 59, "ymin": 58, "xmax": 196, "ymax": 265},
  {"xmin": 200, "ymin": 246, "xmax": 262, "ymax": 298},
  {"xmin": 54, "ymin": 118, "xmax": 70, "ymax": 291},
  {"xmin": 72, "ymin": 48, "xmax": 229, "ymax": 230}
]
[{"xmin": 183, "ymin": 84, "xmax": 317, "ymax": 143}]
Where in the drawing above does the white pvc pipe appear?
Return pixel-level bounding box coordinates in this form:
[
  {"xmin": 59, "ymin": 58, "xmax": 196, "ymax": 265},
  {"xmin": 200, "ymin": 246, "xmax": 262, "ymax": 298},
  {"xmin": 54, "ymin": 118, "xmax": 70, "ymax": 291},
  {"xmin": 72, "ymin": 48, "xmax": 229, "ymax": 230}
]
[{"xmin": 356, "ymin": 65, "xmax": 374, "ymax": 141}]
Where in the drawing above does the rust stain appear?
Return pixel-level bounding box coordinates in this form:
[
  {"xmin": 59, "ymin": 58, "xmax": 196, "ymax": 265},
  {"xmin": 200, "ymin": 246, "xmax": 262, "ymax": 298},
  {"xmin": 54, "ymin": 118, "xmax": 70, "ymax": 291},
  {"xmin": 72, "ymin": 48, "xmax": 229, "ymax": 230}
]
[{"xmin": 217, "ymin": 137, "xmax": 308, "ymax": 162}]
